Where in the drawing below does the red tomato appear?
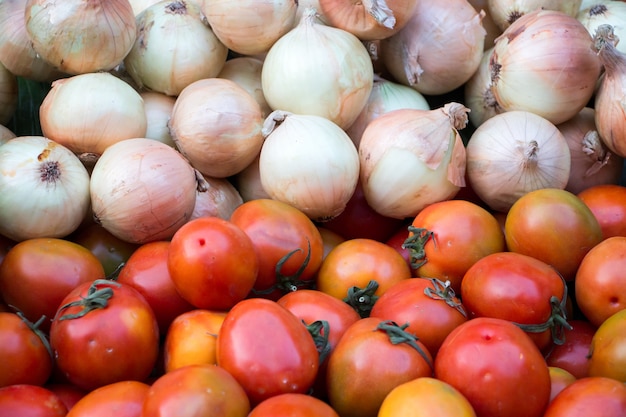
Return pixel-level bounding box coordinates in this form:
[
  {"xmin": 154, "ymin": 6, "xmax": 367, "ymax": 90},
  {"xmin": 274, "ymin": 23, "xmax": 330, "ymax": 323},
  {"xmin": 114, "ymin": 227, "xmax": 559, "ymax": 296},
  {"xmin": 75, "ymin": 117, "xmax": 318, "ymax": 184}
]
[
  {"xmin": 0, "ymin": 312, "xmax": 52, "ymax": 388},
  {"xmin": 216, "ymin": 298, "xmax": 319, "ymax": 405},
  {"xmin": 0, "ymin": 384, "xmax": 67, "ymax": 417},
  {"xmin": 575, "ymin": 236, "xmax": 626, "ymax": 327},
  {"xmin": 404, "ymin": 199, "xmax": 506, "ymax": 292},
  {"xmin": 45, "ymin": 383, "xmax": 87, "ymax": 412},
  {"xmin": 461, "ymin": 251, "xmax": 570, "ymax": 352},
  {"xmin": 229, "ymin": 199, "xmax": 324, "ymax": 299},
  {"xmin": 167, "ymin": 217, "xmax": 259, "ymax": 310},
  {"xmin": 544, "ymin": 319, "xmax": 595, "ymax": 379},
  {"xmin": 49, "ymin": 280, "xmax": 160, "ymax": 391},
  {"xmin": 588, "ymin": 308, "xmax": 626, "ymax": 382},
  {"xmin": 117, "ymin": 241, "xmax": 194, "ymax": 333},
  {"xmin": 577, "ymin": 183, "xmax": 626, "ymax": 238},
  {"xmin": 141, "ymin": 364, "xmax": 250, "ymax": 417},
  {"xmin": 548, "ymin": 367, "xmax": 576, "ymax": 403},
  {"xmin": 384, "ymin": 224, "xmax": 412, "ymax": 270},
  {"xmin": 543, "ymin": 377, "xmax": 626, "ymax": 417},
  {"xmin": 248, "ymin": 393, "xmax": 339, "ymax": 417},
  {"xmin": 435, "ymin": 317, "xmax": 552, "ymax": 417},
  {"xmin": 504, "ymin": 188, "xmax": 603, "ymax": 281},
  {"xmin": 370, "ymin": 277, "xmax": 468, "ymax": 358},
  {"xmin": 0, "ymin": 238, "xmax": 105, "ymax": 332},
  {"xmin": 65, "ymin": 380, "xmax": 149, "ymax": 417}
]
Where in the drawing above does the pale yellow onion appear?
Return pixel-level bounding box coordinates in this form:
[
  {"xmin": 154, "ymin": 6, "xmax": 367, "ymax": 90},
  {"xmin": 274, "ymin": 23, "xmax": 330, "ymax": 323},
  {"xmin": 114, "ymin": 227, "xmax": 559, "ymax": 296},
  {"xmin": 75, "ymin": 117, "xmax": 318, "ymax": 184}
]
[
  {"xmin": 294, "ymin": 0, "xmax": 328, "ymax": 25},
  {"xmin": 218, "ymin": 57, "xmax": 272, "ymax": 117},
  {"xmin": 124, "ymin": 1, "xmax": 228, "ymax": 96},
  {"xmin": 0, "ymin": 136, "xmax": 90, "ymax": 241},
  {"xmin": 232, "ymin": 154, "xmax": 272, "ymax": 202},
  {"xmin": 25, "ymin": 0, "xmax": 136, "ymax": 75},
  {"xmin": 592, "ymin": 24, "xmax": 626, "ymax": 157},
  {"xmin": 0, "ymin": 124, "xmax": 16, "ymax": 145},
  {"xmin": 202, "ymin": 0, "xmax": 297, "ymax": 56},
  {"xmin": 140, "ymin": 91, "xmax": 176, "ymax": 147},
  {"xmin": 466, "ymin": 110, "xmax": 571, "ymax": 213},
  {"xmin": 579, "ymin": 1, "xmax": 626, "ymax": 55},
  {"xmin": 557, "ymin": 107, "xmax": 624, "ymax": 195},
  {"xmin": 129, "ymin": 0, "xmax": 162, "ymax": 15},
  {"xmin": 39, "ymin": 72, "xmax": 147, "ymax": 157},
  {"xmin": 464, "ymin": 47, "xmax": 505, "ymax": 128},
  {"xmin": 467, "ymin": 0, "xmax": 503, "ymax": 48},
  {"xmin": 169, "ymin": 78, "xmax": 264, "ymax": 178},
  {"xmin": 90, "ymin": 138, "xmax": 198, "ymax": 244},
  {"xmin": 0, "ymin": 61, "xmax": 17, "ymax": 125},
  {"xmin": 359, "ymin": 103, "xmax": 469, "ymax": 219},
  {"xmin": 0, "ymin": 0, "xmax": 66, "ymax": 82},
  {"xmin": 191, "ymin": 175, "xmax": 244, "ymax": 221},
  {"xmin": 317, "ymin": 0, "xmax": 419, "ymax": 40},
  {"xmin": 380, "ymin": 0, "xmax": 486, "ymax": 96},
  {"xmin": 487, "ymin": 0, "xmax": 583, "ymax": 31},
  {"xmin": 259, "ymin": 110, "xmax": 360, "ymax": 221},
  {"xmin": 345, "ymin": 74, "xmax": 430, "ymax": 148},
  {"xmin": 261, "ymin": 8, "xmax": 373, "ymax": 130},
  {"xmin": 490, "ymin": 9, "xmax": 602, "ymax": 125}
]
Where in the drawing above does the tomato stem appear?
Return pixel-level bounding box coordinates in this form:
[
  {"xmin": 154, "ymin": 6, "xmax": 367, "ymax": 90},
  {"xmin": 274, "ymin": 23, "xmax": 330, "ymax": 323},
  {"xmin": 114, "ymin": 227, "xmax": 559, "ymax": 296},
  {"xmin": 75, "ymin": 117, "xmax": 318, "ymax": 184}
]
[
  {"xmin": 251, "ymin": 239, "xmax": 313, "ymax": 295},
  {"xmin": 423, "ymin": 278, "xmax": 467, "ymax": 317},
  {"xmin": 343, "ymin": 280, "xmax": 379, "ymax": 318},
  {"xmin": 305, "ymin": 320, "xmax": 332, "ymax": 364},
  {"xmin": 376, "ymin": 320, "xmax": 433, "ymax": 372},
  {"xmin": 55, "ymin": 279, "xmax": 121, "ymax": 321},
  {"xmin": 402, "ymin": 226, "xmax": 435, "ymax": 269},
  {"xmin": 14, "ymin": 310, "xmax": 54, "ymax": 360}
]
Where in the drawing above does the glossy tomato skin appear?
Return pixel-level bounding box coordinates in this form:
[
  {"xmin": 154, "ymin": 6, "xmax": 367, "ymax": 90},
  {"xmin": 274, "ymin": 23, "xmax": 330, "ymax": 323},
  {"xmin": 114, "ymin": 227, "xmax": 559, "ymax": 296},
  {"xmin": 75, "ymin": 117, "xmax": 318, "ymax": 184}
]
[
  {"xmin": 142, "ymin": 364, "xmax": 250, "ymax": 417},
  {"xmin": 0, "ymin": 238, "xmax": 105, "ymax": 331},
  {"xmin": 65, "ymin": 380, "xmax": 149, "ymax": 417},
  {"xmin": 577, "ymin": 183, "xmax": 626, "ymax": 238},
  {"xmin": 504, "ymin": 188, "xmax": 603, "ymax": 281},
  {"xmin": 229, "ymin": 199, "xmax": 324, "ymax": 299},
  {"xmin": 216, "ymin": 298, "xmax": 319, "ymax": 405},
  {"xmin": 588, "ymin": 309, "xmax": 626, "ymax": 382},
  {"xmin": 544, "ymin": 319, "xmax": 595, "ymax": 379},
  {"xmin": 575, "ymin": 236, "xmax": 626, "ymax": 327},
  {"xmin": 543, "ymin": 376, "xmax": 626, "ymax": 417},
  {"xmin": 0, "ymin": 312, "xmax": 53, "ymax": 388},
  {"xmin": 116, "ymin": 241, "xmax": 194, "ymax": 334},
  {"xmin": 435, "ymin": 317, "xmax": 551, "ymax": 417},
  {"xmin": 167, "ymin": 217, "xmax": 259, "ymax": 310},
  {"xmin": 548, "ymin": 367, "xmax": 576, "ymax": 403},
  {"xmin": 384, "ymin": 224, "xmax": 412, "ymax": 270},
  {"xmin": 248, "ymin": 393, "xmax": 339, "ymax": 417},
  {"xmin": 45, "ymin": 383, "xmax": 88, "ymax": 412},
  {"xmin": 49, "ymin": 280, "xmax": 160, "ymax": 391},
  {"xmin": 0, "ymin": 384, "xmax": 67, "ymax": 417},
  {"xmin": 326, "ymin": 317, "xmax": 433, "ymax": 417}
]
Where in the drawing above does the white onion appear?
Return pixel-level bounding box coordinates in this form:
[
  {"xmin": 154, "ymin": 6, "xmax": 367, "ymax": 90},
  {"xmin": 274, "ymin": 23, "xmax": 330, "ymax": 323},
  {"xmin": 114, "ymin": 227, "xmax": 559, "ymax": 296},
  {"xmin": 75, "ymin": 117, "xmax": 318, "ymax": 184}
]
[
  {"xmin": 487, "ymin": 0, "xmax": 583, "ymax": 31},
  {"xmin": 140, "ymin": 91, "xmax": 176, "ymax": 148},
  {"xmin": 578, "ymin": 1, "xmax": 626, "ymax": 54},
  {"xmin": 218, "ymin": 57, "xmax": 272, "ymax": 118},
  {"xmin": 464, "ymin": 47, "xmax": 505, "ymax": 128},
  {"xmin": 0, "ymin": 124, "xmax": 16, "ymax": 145},
  {"xmin": 191, "ymin": 175, "xmax": 244, "ymax": 221}
]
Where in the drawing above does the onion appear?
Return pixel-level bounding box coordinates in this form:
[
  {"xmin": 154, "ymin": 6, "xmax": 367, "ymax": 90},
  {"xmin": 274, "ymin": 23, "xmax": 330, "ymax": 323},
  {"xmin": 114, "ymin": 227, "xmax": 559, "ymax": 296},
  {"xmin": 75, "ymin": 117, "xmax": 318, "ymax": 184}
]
[
  {"xmin": 24, "ymin": 0, "xmax": 136, "ymax": 75},
  {"xmin": 464, "ymin": 47, "xmax": 505, "ymax": 128},
  {"xmin": 487, "ymin": 0, "xmax": 583, "ymax": 31},
  {"xmin": 128, "ymin": 0, "xmax": 162, "ymax": 15},
  {"xmin": 0, "ymin": 124, "xmax": 16, "ymax": 145},
  {"xmin": 218, "ymin": 57, "xmax": 272, "ymax": 118},
  {"xmin": 578, "ymin": 1, "xmax": 626, "ymax": 54},
  {"xmin": 168, "ymin": 78, "xmax": 265, "ymax": 178},
  {"xmin": 489, "ymin": 9, "xmax": 602, "ymax": 125},
  {"xmin": 261, "ymin": 8, "xmax": 374, "ymax": 130},
  {"xmin": 359, "ymin": 103, "xmax": 469, "ymax": 219},
  {"xmin": 90, "ymin": 138, "xmax": 198, "ymax": 244},
  {"xmin": 140, "ymin": 91, "xmax": 176, "ymax": 148},
  {"xmin": 294, "ymin": 0, "xmax": 328, "ymax": 25},
  {"xmin": 191, "ymin": 175, "xmax": 244, "ymax": 221},
  {"xmin": 232, "ymin": 154, "xmax": 272, "ymax": 202},
  {"xmin": 345, "ymin": 74, "xmax": 430, "ymax": 148},
  {"xmin": 592, "ymin": 24, "xmax": 626, "ymax": 157},
  {"xmin": 39, "ymin": 72, "xmax": 147, "ymax": 158},
  {"xmin": 0, "ymin": 61, "xmax": 17, "ymax": 125},
  {"xmin": 380, "ymin": 0, "xmax": 486, "ymax": 96},
  {"xmin": 317, "ymin": 0, "xmax": 418, "ymax": 40},
  {"xmin": 466, "ymin": 110, "xmax": 571, "ymax": 213},
  {"xmin": 202, "ymin": 0, "xmax": 297, "ymax": 56},
  {"xmin": 259, "ymin": 110, "xmax": 360, "ymax": 221},
  {"xmin": 467, "ymin": 0, "xmax": 503, "ymax": 48},
  {"xmin": 124, "ymin": 0, "xmax": 228, "ymax": 96},
  {"xmin": 0, "ymin": 136, "xmax": 91, "ymax": 241},
  {"xmin": 558, "ymin": 107, "xmax": 624, "ymax": 195}
]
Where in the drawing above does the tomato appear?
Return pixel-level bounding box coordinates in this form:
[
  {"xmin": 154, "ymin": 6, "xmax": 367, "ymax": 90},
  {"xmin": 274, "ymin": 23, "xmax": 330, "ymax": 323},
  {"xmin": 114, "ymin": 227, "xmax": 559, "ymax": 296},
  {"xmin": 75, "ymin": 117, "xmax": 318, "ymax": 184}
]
[
  {"xmin": 317, "ymin": 227, "xmax": 345, "ymax": 260},
  {"xmin": 117, "ymin": 241, "xmax": 194, "ymax": 334},
  {"xmin": 216, "ymin": 298, "xmax": 319, "ymax": 405},
  {"xmin": 316, "ymin": 238, "xmax": 412, "ymax": 317},
  {"xmin": 167, "ymin": 217, "xmax": 259, "ymax": 310},
  {"xmin": 434, "ymin": 317, "xmax": 551, "ymax": 417},
  {"xmin": 229, "ymin": 199, "xmax": 324, "ymax": 299},
  {"xmin": 384, "ymin": 224, "xmax": 412, "ymax": 270},
  {"xmin": 548, "ymin": 367, "xmax": 576, "ymax": 403},
  {"xmin": 65, "ymin": 380, "xmax": 149, "ymax": 417},
  {"xmin": 544, "ymin": 319, "xmax": 595, "ymax": 379},
  {"xmin": 461, "ymin": 251, "xmax": 569, "ymax": 352},
  {"xmin": 577, "ymin": 183, "xmax": 626, "ymax": 238},
  {"xmin": 0, "ymin": 384, "xmax": 67, "ymax": 417},
  {"xmin": 0, "ymin": 238, "xmax": 105, "ymax": 332},
  {"xmin": 575, "ymin": 236, "xmax": 626, "ymax": 327},
  {"xmin": 248, "ymin": 393, "xmax": 339, "ymax": 417},
  {"xmin": 378, "ymin": 377, "xmax": 476, "ymax": 417},
  {"xmin": 49, "ymin": 280, "xmax": 160, "ymax": 391},
  {"xmin": 504, "ymin": 188, "xmax": 603, "ymax": 281},
  {"xmin": 163, "ymin": 309, "xmax": 227, "ymax": 373},
  {"xmin": 0, "ymin": 311, "xmax": 52, "ymax": 388},
  {"xmin": 404, "ymin": 199, "xmax": 506, "ymax": 292},
  {"xmin": 370, "ymin": 277, "xmax": 468, "ymax": 358},
  {"xmin": 326, "ymin": 317, "xmax": 433, "ymax": 417},
  {"xmin": 142, "ymin": 364, "xmax": 250, "ymax": 417},
  {"xmin": 543, "ymin": 376, "xmax": 626, "ymax": 417},
  {"xmin": 588, "ymin": 308, "xmax": 626, "ymax": 382},
  {"xmin": 45, "ymin": 383, "xmax": 87, "ymax": 412}
]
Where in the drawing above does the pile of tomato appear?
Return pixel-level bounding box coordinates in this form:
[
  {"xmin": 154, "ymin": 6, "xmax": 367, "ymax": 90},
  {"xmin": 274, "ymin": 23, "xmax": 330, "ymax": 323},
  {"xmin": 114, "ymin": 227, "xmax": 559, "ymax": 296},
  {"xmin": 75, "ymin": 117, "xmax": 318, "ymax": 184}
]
[{"xmin": 1, "ymin": 181, "xmax": 626, "ymax": 417}]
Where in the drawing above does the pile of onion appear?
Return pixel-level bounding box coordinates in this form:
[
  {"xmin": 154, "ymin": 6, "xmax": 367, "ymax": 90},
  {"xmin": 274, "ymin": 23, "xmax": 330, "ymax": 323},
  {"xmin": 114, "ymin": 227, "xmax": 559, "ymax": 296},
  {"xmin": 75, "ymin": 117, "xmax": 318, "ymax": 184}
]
[
  {"xmin": 218, "ymin": 57, "xmax": 272, "ymax": 118},
  {"xmin": 464, "ymin": 47, "xmax": 504, "ymax": 128},
  {"xmin": 191, "ymin": 175, "xmax": 244, "ymax": 221},
  {"xmin": 578, "ymin": 1, "xmax": 626, "ymax": 54},
  {"xmin": 140, "ymin": 91, "xmax": 176, "ymax": 148},
  {"xmin": 487, "ymin": 0, "xmax": 582, "ymax": 31}
]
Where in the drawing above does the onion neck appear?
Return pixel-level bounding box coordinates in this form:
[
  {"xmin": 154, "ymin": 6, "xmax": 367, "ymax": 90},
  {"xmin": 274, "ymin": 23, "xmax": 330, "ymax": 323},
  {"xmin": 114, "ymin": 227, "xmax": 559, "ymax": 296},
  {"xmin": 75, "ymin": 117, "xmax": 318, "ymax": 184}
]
[
  {"xmin": 442, "ymin": 102, "xmax": 470, "ymax": 130},
  {"xmin": 523, "ymin": 140, "xmax": 539, "ymax": 168},
  {"xmin": 593, "ymin": 24, "xmax": 626, "ymax": 75},
  {"xmin": 363, "ymin": 0, "xmax": 396, "ymax": 29}
]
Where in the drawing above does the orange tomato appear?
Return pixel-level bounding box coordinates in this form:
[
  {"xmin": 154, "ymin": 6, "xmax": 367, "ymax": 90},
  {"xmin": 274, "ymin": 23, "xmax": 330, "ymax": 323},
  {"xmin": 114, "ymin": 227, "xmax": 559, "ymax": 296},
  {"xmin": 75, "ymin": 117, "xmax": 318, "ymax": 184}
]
[
  {"xmin": 65, "ymin": 380, "xmax": 149, "ymax": 417},
  {"xmin": 548, "ymin": 367, "xmax": 576, "ymax": 403},
  {"xmin": 577, "ymin": 184, "xmax": 626, "ymax": 238},
  {"xmin": 588, "ymin": 309, "xmax": 626, "ymax": 382}
]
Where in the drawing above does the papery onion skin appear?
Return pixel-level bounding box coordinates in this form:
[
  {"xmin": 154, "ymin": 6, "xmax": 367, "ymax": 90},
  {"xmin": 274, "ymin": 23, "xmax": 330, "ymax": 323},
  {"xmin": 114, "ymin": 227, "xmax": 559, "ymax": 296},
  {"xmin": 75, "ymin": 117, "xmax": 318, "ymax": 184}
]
[
  {"xmin": 468, "ymin": 0, "xmax": 503, "ymax": 48},
  {"xmin": 232, "ymin": 154, "xmax": 272, "ymax": 202},
  {"xmin": 24, "ymin": 0, "xmax": 137, "ymax": 75},
  {"xmin": 140, "ymin": 91, "xmax": 176, "ymax": 148},
  {"xmin": 0, "ymin": 124, "xmax": 16, "ymax": 145},
  {"xmin": 129, "ymin": 0, "xmax": 162, "ymax": 15},
  {"xmin": 90, "ymin": 138, "xmax": 198, "ymax": 244},
  {"xmin": 578, "ymin": 0, "xmax": 626, "ymax": 54},
  {"xmin": 0, "ymin": 136, "xmax": 91, "ymax": 241},
  {"xmin": 487, "ymin": 0, "xmax": 583, "ymax": 31},
  {"xmin": 464, "ymin": 47, "xmax": 505, "ymax": 128},
  {"xmin": 191, "ymin": 174, "xmax": 244, "ymax": 221},
  {"xmin": 218, "ymin": 57, "xmax": 272, "ymax": 118},
  {"xmin": 0, "ymin": 62, "xmax": 17, "ymax": 125}
]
